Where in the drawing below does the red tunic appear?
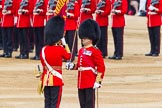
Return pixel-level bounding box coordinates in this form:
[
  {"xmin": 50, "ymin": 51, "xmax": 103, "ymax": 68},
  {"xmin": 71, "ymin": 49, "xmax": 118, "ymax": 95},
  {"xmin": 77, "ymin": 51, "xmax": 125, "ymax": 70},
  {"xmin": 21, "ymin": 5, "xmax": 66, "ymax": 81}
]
[
  {"xmin": 1, "ymin": 0, "xmax": 16, "ymax": 27},
  {"xmin": 76, "ymin": 46, "xmax": 105, "ymax": 89},
  {"xmin": 0, "ymin": 0, "xmax": 2, "ymax": 25},
  {"xmin": 79, "ymin": 0, "xmax": 96, "ymax": 24},
  {"xmin": 146, "ymin": 0, "xmax": 162, "ymax": 27},
  {"xmin": 16, "ymin": 0, "xmax": 32, "ymax": 28},
  {"xmin": 111, "ymin": 0, "xmax": 128, "ymax": 27},
  {"xmin": 40, "ymin": 45, "xmax": 71, "ymax": 86},
  {"xmin": 32, "ymin": 0, "xmax": 47, "ymax": 27},
  {"xmin": 96, "ymin": 0, "xmax": 111, "ymax": 26},
  {"xmin": 65, "ymin": 0, "xmax": 80, "ymax": 30}
]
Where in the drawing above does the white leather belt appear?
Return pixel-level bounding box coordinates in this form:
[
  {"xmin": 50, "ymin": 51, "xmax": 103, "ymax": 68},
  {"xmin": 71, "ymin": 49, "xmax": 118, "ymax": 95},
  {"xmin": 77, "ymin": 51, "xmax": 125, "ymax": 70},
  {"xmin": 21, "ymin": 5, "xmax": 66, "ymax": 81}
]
[
  {"xmin": 78, "ymin": 67, "xmax": 97, "ymax": 74},
  {"xmin": 49, "ymin": 69, "xmax": 62, "ymax": 80}
]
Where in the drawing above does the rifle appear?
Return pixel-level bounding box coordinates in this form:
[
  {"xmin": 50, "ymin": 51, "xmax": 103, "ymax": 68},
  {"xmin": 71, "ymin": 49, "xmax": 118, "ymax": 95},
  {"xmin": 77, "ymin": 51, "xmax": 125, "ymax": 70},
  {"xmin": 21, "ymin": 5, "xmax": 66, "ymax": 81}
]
[
  {"xmin": 112, "ymin": 0, "xmax": 122, "ymax": 10},
  {"xmin": 48, "ymin": 0, "xmax": 57, "ymax": 10},
  {"xmin": 148, "ymin": 0, "xmax": 159, "ymax": 14},
  {"xmin": 80, "ymin": 0, "xmax": 91, "ymax": 13},
  {"xmin": 19, "ymin": 0, "xmax": 28, "ymax": 9},
  {"xmin": 33, "ymin": 0, "xmax": 44, "ymax": 14},
  {"xmin": 151, "ymin": 0, "xmax": 159, "ymax": 6},
  {"xmin": 46, "ymin": 0, "xmax": 57, "ymax": 15},
  {"xmin": 67, "ymin": 0, "xmax": 75, "ymax": 11},
  {"xmin": 96, "ymin": 0, "xmax": 106, "ymax": 10},
  {"xmin": 81, "ymin": 0, "xmax": 91, "ymax": 8},
  {"xmin": 19, "ymin": 0, "xmax": 28, "ymax": 14},
  {"xmin": 66, "ymin": 0, "xmax": 76, "ymax": 17},
  {"xmin": 3, "ymin": 0, "xmax": 12, "ymax": 11}
]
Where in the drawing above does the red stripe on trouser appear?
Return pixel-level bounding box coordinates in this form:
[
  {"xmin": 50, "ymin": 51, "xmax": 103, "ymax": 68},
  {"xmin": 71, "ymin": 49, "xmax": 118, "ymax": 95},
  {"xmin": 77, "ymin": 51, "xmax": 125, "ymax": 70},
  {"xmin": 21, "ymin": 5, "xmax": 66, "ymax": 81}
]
[{"xmin": 56, "ymin": 86, "xmax": 62, "ymax": 108}]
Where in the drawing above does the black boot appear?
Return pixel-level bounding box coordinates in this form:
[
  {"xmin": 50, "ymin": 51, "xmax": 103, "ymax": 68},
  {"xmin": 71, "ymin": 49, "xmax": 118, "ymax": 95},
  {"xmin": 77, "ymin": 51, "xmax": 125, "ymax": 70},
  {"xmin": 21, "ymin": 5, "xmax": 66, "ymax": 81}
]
[
  {"xmin": 30, "ymin": 55, "xmax": 40, "ymax": 60},
  {"xmin": 15, "ymin": 54, "xmax": 29, "ymax": 59},
  {"xmin": 21, "ymin": 54, "xmax": 29, "ymax": 59},
  {"xmin": 0, "ymin": 53, "xmax": 6, "ymax": 57},
  {"xmin": 15, "ymin": 54, "xmax": 23, "ymax": 59},
  {"xmin": 145, "ymin": 53, "xmax": 152, "ymax": 56},
  {"xmin": 5, "ymin": 53, "xmax": 12, "ymax": 58}
]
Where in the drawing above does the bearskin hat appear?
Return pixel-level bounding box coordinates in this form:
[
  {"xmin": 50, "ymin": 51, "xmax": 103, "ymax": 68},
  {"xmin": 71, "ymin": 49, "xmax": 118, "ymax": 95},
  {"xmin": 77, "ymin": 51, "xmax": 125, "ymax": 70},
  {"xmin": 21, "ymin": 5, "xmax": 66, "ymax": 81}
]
[
  {"xmin": 44, "ymin": 15, "xmax": 65, "ymax": 46},
  {"xmin": 78, "ymin": 19, "xmax": 101, "ymax": 45}
]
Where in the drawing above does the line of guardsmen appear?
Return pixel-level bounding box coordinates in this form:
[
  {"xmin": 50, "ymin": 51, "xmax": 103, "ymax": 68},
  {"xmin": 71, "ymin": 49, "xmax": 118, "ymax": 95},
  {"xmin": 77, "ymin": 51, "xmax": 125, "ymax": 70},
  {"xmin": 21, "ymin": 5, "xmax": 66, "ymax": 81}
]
[{"xmin": 0, "ymin": 0, "xmax": 161, "ymax": 60}]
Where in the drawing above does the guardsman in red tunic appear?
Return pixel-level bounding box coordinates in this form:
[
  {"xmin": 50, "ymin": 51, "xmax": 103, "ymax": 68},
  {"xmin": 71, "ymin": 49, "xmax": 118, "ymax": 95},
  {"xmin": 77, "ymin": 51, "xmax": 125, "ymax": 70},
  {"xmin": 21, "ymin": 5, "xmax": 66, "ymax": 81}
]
[
  {"xmin": 95, "ymin": 0, "xmax": 111, "ymax": 58},
  {"xmin": 64, "ymin": 0, "xmax": 80, "ymax": 62},
  {"xmin": 15, "ymin": 0, "xmax": 32, "ymax": 59},
  {"xmin": 28, "ymin": 0, "xmax": 34, "ymax": 53},
  {"xmin": 40, "ymin": 16, "xmax": 71, "ymax": 108},
  {"xmin": 46, "ymin": 0, "xmax": 58, "ymax": 21},
  {"xmin": 79, "ymin": 0, "xmax": 96, "ymax": 24},
  {"xmin": 0, "ymin": 0, "xmax": 3, "ymax": 50},
  {"xmin": 0, "ymin": 0, "xmax": 16, "ymax": 58},
  {"xmin": 145, "ymin": 0, "xmax": 162, "ymax": 57},
  {"xmin": 30, "ymin": 0, "xmax": 47, "ymax": 60},
  {"xmin": 66, "ymin": 19, "xmax": 105, "ymax": 108},
  {"xmin": 108, "ymin": 0, "xmax": 128, "ymax": 60},
  {"xmin": 12, "ymin": 1, "xmax": 20, "ymax": 52}
]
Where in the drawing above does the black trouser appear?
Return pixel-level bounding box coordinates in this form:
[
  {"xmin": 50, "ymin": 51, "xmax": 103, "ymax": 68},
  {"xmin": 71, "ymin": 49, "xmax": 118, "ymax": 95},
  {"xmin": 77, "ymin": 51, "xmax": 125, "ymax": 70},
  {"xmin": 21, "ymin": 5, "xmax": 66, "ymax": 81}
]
[
  {"xmin": 1, "ymin": 27, "xmax": 14, "ymax": 54},
  {"xmin": 44, "ymin": 86, "xmax": 62, "ymax": 108},
  {"xmin": 29, "ymin": 27, "xmax": 34, "ymax": 51},
  {"xmin": 148, "ymin": 26, "xmax": 161, "ymax": 54},
  {"xmin": 65, "ymin": 30, "xmax": 78, "ymax": 61},
  {"xmin": 112, "ymin": 27, "xmax": 124, "ymax": 57},
  {"xmin": 0, "ymin": 27, "xmax": 3, "ymax": 48},
  {"xmin": 97, "ymin": 26, "xmax": 108, "ymax": 57},
  {"xmin": 13, "ymin": 27, "xmax": 19, "ymax": 50},
  {"xmin": 78, "ymin": 88, "xmax": 95, "ymax": 108},
  {"xmin": 33, "ymin": 27, "xmax": 44, "ymax": 56},
  {"xmin": 18, "ymin": 28, "xmax": 29, "ymax": 55}
]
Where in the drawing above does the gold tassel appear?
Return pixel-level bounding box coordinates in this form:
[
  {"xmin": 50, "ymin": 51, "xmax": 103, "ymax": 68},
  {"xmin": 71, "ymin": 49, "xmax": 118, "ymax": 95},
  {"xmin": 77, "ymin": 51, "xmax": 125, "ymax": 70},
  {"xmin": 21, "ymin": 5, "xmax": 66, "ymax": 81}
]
[
  {"xmin": 37, "ymin": 80, "xmax": 43, "ymax": 95},
  {"xmin": 49, "ymin": 74, "xmax": 54, "ymax": 86}
]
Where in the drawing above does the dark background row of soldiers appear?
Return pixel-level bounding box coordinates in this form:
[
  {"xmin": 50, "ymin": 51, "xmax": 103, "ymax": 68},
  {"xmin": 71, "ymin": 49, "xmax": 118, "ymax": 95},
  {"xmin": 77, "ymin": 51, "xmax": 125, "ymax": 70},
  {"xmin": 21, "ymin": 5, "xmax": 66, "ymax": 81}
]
[
  {"xmin": 0, "ymin": 0, "xmax": 133, "ymax": 19},
  {"xmin": 0, "ymin": 0, "xmax": 159, "ymax": 59},
  {"xmin": 0, "ymin": 0, "xmax": 123, "ymax": 60}
]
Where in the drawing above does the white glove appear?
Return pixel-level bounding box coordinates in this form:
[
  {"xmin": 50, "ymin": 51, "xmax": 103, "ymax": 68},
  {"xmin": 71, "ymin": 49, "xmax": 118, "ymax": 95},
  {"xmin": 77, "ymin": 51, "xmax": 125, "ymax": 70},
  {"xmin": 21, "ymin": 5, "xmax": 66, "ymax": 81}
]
[
  {"xmin": 95, "ymin": 10, "xmax": 104, "ymax": 14},
  {"xmin": 66, "ymin": 62, "xmax": 75, "ymax": 70},
  {"xmin": 48, "ymin": 9, "xmax": 54, "ymax": 13},
  {"xmin": 80, "ymin": 8, "xmax": 91, "ymax": 12},
  {"xmin": 37, "ymin": 9, "xmax": 43, "ymax": 12},
  {"xmin": 149, "ymin": 5, "xmax": 156, "ymax": 11},
  {"xmin": 67, "ymin": 12, "xmax": 74, "ymax": 17},
  {"xmin": 93, "ymin": 82, "xmax": 102, "ymax": 89},
  {"xmin": 46, "ymin": 12, "xmax": 53, "ymax": 15},
  {"xmin": 61, "ymin": 37, "xmax": 66, "ymax": 46},
  {"xmin": 2, "ymin": 10, "xmax": 11, "ymax": 15},
  {"xmin": 114, "ymin": 10, "xmax": 121, "ymax": 14}
]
